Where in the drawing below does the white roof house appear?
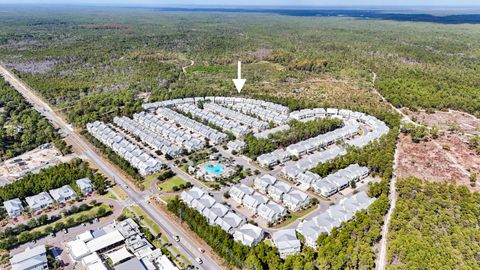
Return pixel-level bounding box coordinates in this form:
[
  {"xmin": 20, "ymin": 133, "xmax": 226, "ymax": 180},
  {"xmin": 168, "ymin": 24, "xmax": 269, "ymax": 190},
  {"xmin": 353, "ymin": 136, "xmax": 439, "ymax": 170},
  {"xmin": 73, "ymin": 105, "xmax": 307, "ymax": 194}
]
[
  {"xmin": 76, "ymin": 178, "xmax": 94, "ymax": 194},
  {"xmin": 180, "ymin": 187, "xmax": 205, "ymax": 206},
  {"xmin": 3, "ymin": 198, "xmax": 23, "ymax": 218},
  {"xmin": 214, "ymin": 211, "xmax": 244, "ymax": 233},
  {"xmin": 253, "ymin": 174, "xmax": 277, "ymax": 193},
  {"xmin": 229, "ymin": 184, "xmax": 254, "ymax": 204},
  {"xmin": 25, "ymin": 192, "xmax": 54, "ymax": 212},
  {"xmin": 49, "ymin": 185, "xmax": 77, "ymax": 202},
  {"xmin": 313, "ymin": 180, "xmax": 338, "ymax": 197},
  {"xmin": 227, "ymin": 140, "xmax": 246, "ymax": 152},
  {"xmin": 233, "ymin": 223, "xmax": 264, "ymax": 247},
  {"xmin": 82, "ymin": 252, "xmax": 107, "ymax": 270},
  {"xmin": 67, "ymin": 239, "xmax": 90, "ymax": 261},
  {"xmin": 296, "ymin": 219, "xmax": 324, "ymax": 248},
  {"xmin": 266, "ymin": 181, "xmax": 292, "ymax": 202},
  {"xmin": 10, "ymin": 245, "xmax": 48, "ymax": 270},
  {"xmin": 257, "ymin": 201, "xmax": 287, "ymax": 224},
  {"xmin": 272, "ymin": 229, "xmax": 301, "ymax": 259},
  {"xmin": 282, "ymin": 189, "xmax": 311, "ymax": 212},
  {"xmin": 242, "ymin": 192, "xmax": 268, "ymax": 213}
]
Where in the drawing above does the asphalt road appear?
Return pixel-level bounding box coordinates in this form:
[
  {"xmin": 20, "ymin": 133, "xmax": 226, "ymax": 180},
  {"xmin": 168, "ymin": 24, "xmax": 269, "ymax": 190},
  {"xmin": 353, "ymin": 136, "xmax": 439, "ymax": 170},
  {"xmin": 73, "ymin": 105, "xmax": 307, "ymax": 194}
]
[{"xmin": 0, "ymin": 64, "xmax": 221, "ymax": 270}]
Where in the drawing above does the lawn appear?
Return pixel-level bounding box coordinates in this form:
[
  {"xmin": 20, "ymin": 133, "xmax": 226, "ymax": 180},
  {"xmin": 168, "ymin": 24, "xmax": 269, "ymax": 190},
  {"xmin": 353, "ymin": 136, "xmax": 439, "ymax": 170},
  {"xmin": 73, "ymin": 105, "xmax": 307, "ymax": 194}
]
[
  {"xmin": 157, "ymin": 176, "xmax": 188, "ymax": 192},
  {"xmin": 111, "ymin": 186, "xmax": 129, "ymax": 201},
  {"xmin": 143, "ymin": 172, "xmax": 162, "ymax": 188},
  {"xmin": 274, "ymin": 204, "xmax": 319, "ymax": 228}
]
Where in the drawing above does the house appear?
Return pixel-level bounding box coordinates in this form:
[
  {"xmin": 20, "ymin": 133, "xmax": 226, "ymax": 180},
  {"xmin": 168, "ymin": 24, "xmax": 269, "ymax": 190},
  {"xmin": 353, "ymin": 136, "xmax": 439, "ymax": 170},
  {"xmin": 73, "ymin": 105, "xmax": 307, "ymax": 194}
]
[
  {"xmin": 313, "ymin": 180, "xmax": 338, "ymax": 197},
  {"xmin": 272, "ymin": 229, "xmax": 301, "ymax": 259},
  {"xmin": 49, "ymin": 185, "xmax": 77, "ymax": 203},
  {"xmin": 296, "ymin": 219, "xmax": 324, "ymax": 248},
  {"xmin": 227, "ymin": 140, "xmax": 246, "ymax": 153},
  {"xmin": 242, "ymin": 192, "xmax": 268, "ymax": 213},
  {"xmin": 180, "ymin": 187, "xmax": 205, "ymax": 206},
  {"xmin": 229, "ymin": 184, "xmax": 254, "ymax": 204},
  {"xmin": 253, "ymin": 174, "xmax": 277, "ymax": 193},
  {"xmin": 76, "ymin": 178, "xmax": 94, "ymax": 194},
  {"xmin": 257, "ymin": 201, "xmax": 287, "ymax": 224},
  {"xmin": 3, "ymin": 198, "xmax": 23, "ymax": 218},
  {"xmin": 191, "ymin": 194, "xmax": 216, "ymax": 213},
  {"xmin": 266, "ymin": 181, "xmax": 292, "ymax": 202},
  {"xmin": 282, "ymin": 189, "xmax": 311, "ymax": 212},
  {"xmin": 81, "ymin": 252, "xmax": 108, "ymax": 270},
  {"xmin": 233, "ymin": 224, "xmax": 264, "ymax": 247},
  {"xmin": 295, "ymin": 171, "xmax": 320, "ymax": 188},
  {"xmin": 256, "ymin": 154, "xmax": 278, "ymax": 168},
  {"xmin": 10, "ymin": 245, "xmax": 48, "ymax": 270},
  {"xmin": 215, "ymin": 211, "xmax": 244, "ymax": 233},
  {"xmin": 25, "ymin": 192, "xmax": 54, "ymax": 212}
]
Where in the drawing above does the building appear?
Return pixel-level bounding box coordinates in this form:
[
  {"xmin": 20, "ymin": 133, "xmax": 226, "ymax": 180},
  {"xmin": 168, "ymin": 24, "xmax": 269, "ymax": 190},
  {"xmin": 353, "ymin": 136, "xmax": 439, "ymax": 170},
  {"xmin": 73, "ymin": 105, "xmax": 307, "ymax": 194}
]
[
  {"xmin": 4, "ymin": 198, "xmax": 23, "ymax": 218},
  {"xmin": 257, "ymin": 201, "xmax": 287, "ymax": 224},
  {"xmin": 214, "ymin": 211, "xmax": 244, "ymax": 233},
  {"xmin": 49, "ymin": 185, "xmax": 77, "ymax": 203},
  {"xmin": 282, "ymin": 189, "xmax": 311, "ymax": 212},
  {"xmin": 266, "ymin": 181, "xmax": 292, "ymax": 202},
  {"xmin": 229, "ymin": 184, "xmax": 254, "ymax": 204},
  {"xmin": 233, "ymin": 223, "xmax": 264, "ymax": 247},
  {"xmin": 180, "ymin": 187, "xmax": 205, "ymax": 206},
  {"xmin": 115, "ymin": 257, "xmax": 147, "ymax": 270},
  {"xmin": 227, "ymin": 140, "xmax": 246, "ymax": 153},
  {"xmin": 253, "ymin": 174, "xmax": 277, "ymax": 193},
  {"xmin": 25, "ymin": 192, "xmax": 54, "ymax": 212},
  {"xmin": 81, "ymin": 252, "xmax": 107, "ymax": 270},
  {"xmin": 242, "ymin": 192, "xmax": 268, "ymax": 213},
  {"xmin": 272, "ymin": 229, "xmax": 301, "ymax": 259},
  {"xmin": 76, "ymin": 178, "xmax": 94, "ymax": 194},
  {"xmin": 10, "ymin": 245, "xmax": 48, "ymax": 270}
]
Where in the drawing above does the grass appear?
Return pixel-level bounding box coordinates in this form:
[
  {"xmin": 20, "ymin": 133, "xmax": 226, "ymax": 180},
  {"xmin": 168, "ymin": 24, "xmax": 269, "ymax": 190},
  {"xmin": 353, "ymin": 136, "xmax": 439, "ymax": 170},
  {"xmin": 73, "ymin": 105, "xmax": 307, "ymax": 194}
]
[
  {"xmin": 31, "ymin": 203, "xmax": 112, "ymax": 233},
  {"xmin": 130, "ymin": 205, "xmax": 163, "ymax": 236},
  {"xmin": 111, "ymin": 185, "xmax": 129, "ymax": 201},
  {"xmin": 274, "ymin": 204, "xmax": 319, "ymax": 228},
  {"xmin": 157, "ymin": 176, "xmax": 187, "ymax": 192},
  {"xmin": 159, "ymin": 195, "xmax": 177, "ymax": 204},
  {"xmin": 101, "ymin": 190, "xmax": 118, "ymax": 200},
  {"xmin": 143, "ymin": 172, "xmax": 162, "ymax": 188}
]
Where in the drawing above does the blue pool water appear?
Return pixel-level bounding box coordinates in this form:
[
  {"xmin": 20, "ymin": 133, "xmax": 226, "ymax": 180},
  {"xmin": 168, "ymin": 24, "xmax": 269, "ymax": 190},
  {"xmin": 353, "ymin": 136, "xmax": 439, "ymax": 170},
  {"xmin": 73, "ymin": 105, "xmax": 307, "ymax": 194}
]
[{"xmin": 204, "ymin": 163, "xmax": 225, "ymax": 175}]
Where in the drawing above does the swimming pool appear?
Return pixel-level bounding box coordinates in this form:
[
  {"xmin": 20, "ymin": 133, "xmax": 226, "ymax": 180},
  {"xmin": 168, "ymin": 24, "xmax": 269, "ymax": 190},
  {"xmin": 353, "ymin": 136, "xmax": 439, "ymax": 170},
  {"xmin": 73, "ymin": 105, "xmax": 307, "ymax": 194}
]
[{"xmin": 204, "ymin": 163, "xmax": 225, "ymax": 175}]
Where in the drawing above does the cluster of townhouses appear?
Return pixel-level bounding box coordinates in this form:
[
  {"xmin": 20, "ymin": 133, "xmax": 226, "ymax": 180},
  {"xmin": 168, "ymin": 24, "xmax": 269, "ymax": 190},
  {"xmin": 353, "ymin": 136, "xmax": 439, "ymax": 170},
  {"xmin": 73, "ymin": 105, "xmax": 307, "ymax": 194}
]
[
  {"xmin": 3, "ymin": 178, "xmax": 93, "ymax": 217},
  {"xmin": 272, "ymin": 229, "xmax": 302, "ymax": 259},
  {"xmin": 296, "ymin": 191, "xmax": 376, "ymax": 248},
  {"xmin": 114, "ymin": 115, "xmax": 182, "ymax": 157},
  {"xmin": 66, "ymin": 218, "xmax": 177, "ymax": 270},
  {"xmin": 86, "ymin": 121, "xmax": 164, "ymax": 176},
  {"xmin": 176, "ymin": 103, "xmax": 250, "ymax": 137},
  {"xmin": 229, "ymin": 175, "xmax": 311, "ymax": 224},
  {"xmin": 312, "ymin": 164, "xmax": 370, "ymax": 197},
  {"xmin": 254, "ymin": 124, "xmax": 290, "ymax": 139},
  {"xmin": 156, "ymin": 108, "xmax": 228, "ymax": 144},
  {"xmin": 180, "ymin": 187, "xmax": 265, "ymax": 247},
  {"xmin": 203, "ymin": 103, "xmax": 269, "ymax": 131}
]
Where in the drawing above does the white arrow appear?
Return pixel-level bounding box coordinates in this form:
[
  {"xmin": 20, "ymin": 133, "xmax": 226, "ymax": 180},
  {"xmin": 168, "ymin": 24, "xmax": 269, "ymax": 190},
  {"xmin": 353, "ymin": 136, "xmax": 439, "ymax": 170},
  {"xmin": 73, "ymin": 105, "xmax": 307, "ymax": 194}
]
[{"xmin": 232, "ymin": 61, "xmax": 246, "ymax": 93}]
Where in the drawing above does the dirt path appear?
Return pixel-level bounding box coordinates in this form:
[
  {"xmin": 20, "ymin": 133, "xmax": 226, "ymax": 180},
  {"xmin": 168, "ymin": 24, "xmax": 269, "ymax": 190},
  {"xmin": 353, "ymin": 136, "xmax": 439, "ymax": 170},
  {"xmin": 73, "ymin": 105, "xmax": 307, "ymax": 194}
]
[
  {"xmin": 376, "ymin": 141, "xmax": 399, "ymax": 270},
  {"xmin": 182, "ymin": 59, "xmax": 195, "ymax": 74}
]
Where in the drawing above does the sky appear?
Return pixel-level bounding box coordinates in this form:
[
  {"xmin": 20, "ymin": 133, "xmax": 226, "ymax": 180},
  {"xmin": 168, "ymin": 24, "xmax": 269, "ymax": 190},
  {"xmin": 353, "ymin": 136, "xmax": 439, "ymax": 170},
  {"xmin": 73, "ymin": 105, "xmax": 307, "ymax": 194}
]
[{"xmin": 0, "ymin": 0, "xmax": 479, "ymax": 7}]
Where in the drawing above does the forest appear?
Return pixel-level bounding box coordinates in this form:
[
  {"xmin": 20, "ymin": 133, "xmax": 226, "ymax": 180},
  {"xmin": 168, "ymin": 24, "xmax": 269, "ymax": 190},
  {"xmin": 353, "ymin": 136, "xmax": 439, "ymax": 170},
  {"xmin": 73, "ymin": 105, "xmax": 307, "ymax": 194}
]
[
  {"xmin": 0, "ymin": 6, "xmax": 479, "ymax": 130},
  {"xmin": 243, "ymin": 118, "xmax": 344, "ymax": 158},
  {"xmin": 0, "ymin": 158, "xmax": 107, "ymax": 204},
  {"xmin": 387, "ymin": 177, "xmax": 480, "ymax": 269},
  {"xmin": 0, "ymin": 77, "xmax": 69, "ymax": 160}
]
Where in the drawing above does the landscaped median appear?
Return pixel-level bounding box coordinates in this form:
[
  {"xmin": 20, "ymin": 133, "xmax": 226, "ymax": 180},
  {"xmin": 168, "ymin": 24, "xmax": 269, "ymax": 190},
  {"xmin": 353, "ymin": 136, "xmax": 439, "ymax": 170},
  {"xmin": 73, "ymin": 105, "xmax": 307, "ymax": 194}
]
[{"xmin": 0, "ymin": 202, "xmax": 112, "ymax": 250}]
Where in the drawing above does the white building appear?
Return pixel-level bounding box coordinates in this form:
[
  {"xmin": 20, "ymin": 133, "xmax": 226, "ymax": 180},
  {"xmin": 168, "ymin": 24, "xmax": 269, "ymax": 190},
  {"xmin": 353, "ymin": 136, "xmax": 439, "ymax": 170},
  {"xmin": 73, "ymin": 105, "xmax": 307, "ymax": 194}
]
[
  {"xmin": 229, "ymin": 184, "xmax": 254, "ymax": 204},
  {"xmin": 266, "ymin": 181, "xmax": 292, "ymax": 202},
  {"xmin": 10, "ymin": 245, "xmax": 48, "ymax": 270},
  {"xmin": 282, "ymin": 189, "xmax": 311, "ymax": 212},
  {"xmin": 49, "ymin": 185, "xmax": 77, "ymax": 203},
  {"xmin": 257, "ymin": 201, "xmax": 287, "ymax": 224},
  {"xmin": 4, "ymin": 198, "xmax": 23, "ymax": 218},
  {"xmin": 180, "ymin": 187, "xmax": 205, "ymax": 206},
  {"xmin": 253, "ymin": 174, "xmax": 277, "ymax": 193},
  {"xmin": 272, "ymin": 229, "xmax": 301, "ymax": 259},
  {"xmin": 76, "ymin": 178, "xmax": 94, "ymax": 194},
  {"xmin": 25, "ymin": 192, "xmax": 54, "ymax": 212},
  {"xmin": 233, "ymin": 223, "xmax": 264, "ymax": 247}
]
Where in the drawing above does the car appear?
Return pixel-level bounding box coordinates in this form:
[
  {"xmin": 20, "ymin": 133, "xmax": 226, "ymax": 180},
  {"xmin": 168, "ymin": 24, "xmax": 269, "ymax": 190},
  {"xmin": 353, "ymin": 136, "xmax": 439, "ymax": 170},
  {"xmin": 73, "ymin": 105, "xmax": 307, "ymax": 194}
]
[
  {"xmin": 198, "ymin": 248, "xmax": 205, "ymax": 253},
  {"xmin": 195, "ymin": 257, "xmax": 203, "ymax": 264},
  {"xmin": 174, "ymin": 235, "xmax": 180, "ymax": 242}
]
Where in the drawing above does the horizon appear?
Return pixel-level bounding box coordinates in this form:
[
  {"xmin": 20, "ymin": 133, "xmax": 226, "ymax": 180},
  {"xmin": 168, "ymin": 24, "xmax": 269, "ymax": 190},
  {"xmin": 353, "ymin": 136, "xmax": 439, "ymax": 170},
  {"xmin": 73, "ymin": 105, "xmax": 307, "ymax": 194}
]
[{"xmin": 1, "ymin": 1, "xmax": 480, "ymax": 9}]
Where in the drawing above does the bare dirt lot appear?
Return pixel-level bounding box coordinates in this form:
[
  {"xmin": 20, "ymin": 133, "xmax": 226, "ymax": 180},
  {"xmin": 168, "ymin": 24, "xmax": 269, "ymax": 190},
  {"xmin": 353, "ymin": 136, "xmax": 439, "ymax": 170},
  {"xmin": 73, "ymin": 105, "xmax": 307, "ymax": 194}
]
[
  {"xmin": 407, "ymin": 109, "xmax": 480, "ymax": 135},
  {"xmin": 397, "ymin": 133, "xmax": 480, "ymax": 192}
]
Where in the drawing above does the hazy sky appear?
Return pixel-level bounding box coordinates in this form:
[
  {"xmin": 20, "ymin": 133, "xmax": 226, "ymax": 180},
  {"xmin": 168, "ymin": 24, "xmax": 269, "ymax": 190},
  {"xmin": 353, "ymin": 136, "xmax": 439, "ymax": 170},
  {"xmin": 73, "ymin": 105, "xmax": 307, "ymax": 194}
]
[{"xmin": 1, "ymin": 0, "xmax": 479, "ymax": 7}]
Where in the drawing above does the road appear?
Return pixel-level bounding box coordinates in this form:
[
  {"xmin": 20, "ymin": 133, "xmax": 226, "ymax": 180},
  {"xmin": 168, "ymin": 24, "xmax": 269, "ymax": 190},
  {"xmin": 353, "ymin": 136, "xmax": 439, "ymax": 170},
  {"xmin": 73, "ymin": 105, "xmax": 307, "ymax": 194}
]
[{"xmin": 0, "ymin": 64, "xmax": 222, "ymax": 270}]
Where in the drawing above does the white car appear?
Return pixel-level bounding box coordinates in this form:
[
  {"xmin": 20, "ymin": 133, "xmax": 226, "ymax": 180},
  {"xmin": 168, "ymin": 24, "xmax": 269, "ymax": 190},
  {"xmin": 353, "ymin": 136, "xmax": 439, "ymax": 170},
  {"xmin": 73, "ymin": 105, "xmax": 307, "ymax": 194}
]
[{"xmin": 195, "ymin": 257, "xmax": 203, "ymax": 264}]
